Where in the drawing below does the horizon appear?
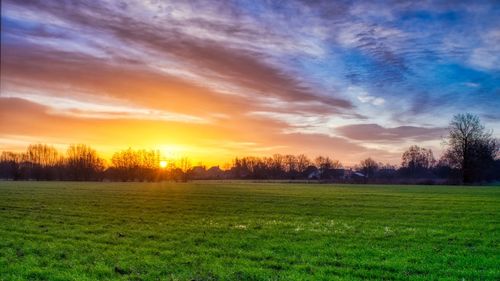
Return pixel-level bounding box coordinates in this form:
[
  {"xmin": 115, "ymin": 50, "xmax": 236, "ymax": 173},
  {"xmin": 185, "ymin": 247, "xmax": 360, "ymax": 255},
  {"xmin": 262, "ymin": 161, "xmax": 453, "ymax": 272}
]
[
  {"xmin": 1, "ymin": 1, "xmax": 499, "ymax": 166},
  {"xmin": 0, "ymin": 142, "xmax": 401, "ymax": 170}
]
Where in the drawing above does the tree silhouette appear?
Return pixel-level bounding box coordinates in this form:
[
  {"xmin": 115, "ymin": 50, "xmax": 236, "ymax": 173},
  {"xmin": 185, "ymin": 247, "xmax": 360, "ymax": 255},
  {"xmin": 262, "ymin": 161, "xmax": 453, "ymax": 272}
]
[
  {"xmin": 401, "ymin": 145, "xmax": 435, "ymax": 178},
  {"xmin": 111, "ymin": 148, "xmax": 160, "ymax": 181},
  {"xmin": 0, "ymin": 133, "xmax": 497, "ymax": 183},
  {"xmin": 359, "ymin": 158, "xmax": 378, "ymax": 179},
  {"xmin": 0, "ymin": 151, "xmax": 23, "ymax": 180},
  {"xmin": 441, "ymin": 113, "xmax": 498, "ymax": 183},
  {"xmin": 66, "ymin": 144, "xmax": 105, "ymax": 181},
  {"xmin": 25, "ymin": 144, "xmax": 60, "ymax": 180}
]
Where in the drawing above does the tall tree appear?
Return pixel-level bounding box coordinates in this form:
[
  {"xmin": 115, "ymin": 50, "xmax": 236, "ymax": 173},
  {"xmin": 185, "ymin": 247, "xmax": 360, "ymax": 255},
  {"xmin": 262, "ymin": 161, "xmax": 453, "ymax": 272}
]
[
  {"xmin": 296, "ymin": 154, "xmax": 311, "ymax": 174},
  {"xmin": 178, "ymin": 157, "xmax": 192, "ymax": 173},
  {"xmin": 111, "ymin": 148, "xmax": 141, "ymax": 181},
  {"xmin": 66, "ymin": 144, "xmax": 105, "ymax": 181},
  {"xmin": 359, "ymin": 157, "xmax": 378, "ymax": 178},
  {"xmin": 284, "ymin": 155, "xmax": 298, "ymax": 174},
  {"xmin": 25, "ymin": 144, "xmax": 60, "ymax": 180},
  {"xmin": 401, "ymin": 145, "xmax": 435, "ymax": 177},
  {"xmin": 442, "ymin": 113, "xmax": 498, "ymax": 183},
  {"xmin": 0, "ymin": 151, "xmax": 23, "ymax": 180},
  {"xmin": 315, "ymin": 156, "xmax": 332, "ymax": 170}
]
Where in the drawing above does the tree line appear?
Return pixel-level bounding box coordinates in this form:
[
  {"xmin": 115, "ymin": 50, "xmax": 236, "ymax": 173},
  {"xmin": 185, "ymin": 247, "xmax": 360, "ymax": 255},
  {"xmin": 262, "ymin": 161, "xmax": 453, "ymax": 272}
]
[{"xmin": 1, "ymin": 114, "xmax": 498, "ymax": 184}]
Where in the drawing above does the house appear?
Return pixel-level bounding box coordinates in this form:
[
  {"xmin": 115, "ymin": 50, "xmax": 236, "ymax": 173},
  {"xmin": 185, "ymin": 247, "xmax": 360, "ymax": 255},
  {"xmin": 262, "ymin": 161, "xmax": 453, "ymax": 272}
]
[
  {"xmin": 322, "ymin": 168, "xmax": 347, "ymax": 180},
  {"xmin": 350, "ymin": 171, "xmax": 366, "ymax": 183},
  {"xmin": 308, "ymin": 167, "xmax": 347, "ymax": 181},
  {"xmin": 189, "ymin": 166, "xmax": 207, "ymax": 179},
  {"xmin": 306, "ymin": 166, "xmax": 320, "ymax": 179},
  {"xmin": 206, "ymin": 166, "xmax": 224, "ymax": 179},
  {"xmin": 352, "ymin": 172, "xmax": 365, "ymax": 178}
]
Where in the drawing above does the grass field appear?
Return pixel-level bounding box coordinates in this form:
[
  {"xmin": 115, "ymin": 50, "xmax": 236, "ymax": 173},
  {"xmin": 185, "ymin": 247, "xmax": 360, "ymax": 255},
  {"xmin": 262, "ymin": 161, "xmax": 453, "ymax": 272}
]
[{"xmin": 0, "ymin": 182, "xmax": 498, "ymax": 281}]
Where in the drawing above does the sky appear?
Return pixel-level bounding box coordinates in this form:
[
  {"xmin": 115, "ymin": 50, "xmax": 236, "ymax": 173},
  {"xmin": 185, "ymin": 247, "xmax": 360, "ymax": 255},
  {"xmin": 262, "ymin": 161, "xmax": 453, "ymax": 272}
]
[{"xmin": 1, "ymin": 0, "xmax": 499, "ymax": 166}]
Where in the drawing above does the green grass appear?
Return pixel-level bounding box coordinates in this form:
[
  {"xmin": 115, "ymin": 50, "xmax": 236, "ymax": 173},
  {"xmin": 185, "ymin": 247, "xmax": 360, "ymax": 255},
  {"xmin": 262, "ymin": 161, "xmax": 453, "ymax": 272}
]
[{"xmin": 0, "ymin": 182, "xmax": 498, "ymax": 281}]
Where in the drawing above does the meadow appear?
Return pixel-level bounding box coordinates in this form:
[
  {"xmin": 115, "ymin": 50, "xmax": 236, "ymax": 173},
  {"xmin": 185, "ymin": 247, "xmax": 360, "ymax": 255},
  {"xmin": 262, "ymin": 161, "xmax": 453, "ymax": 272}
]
[{"xmin": 0, "ymin": 181, "xmax": 498, "ymax": 281}]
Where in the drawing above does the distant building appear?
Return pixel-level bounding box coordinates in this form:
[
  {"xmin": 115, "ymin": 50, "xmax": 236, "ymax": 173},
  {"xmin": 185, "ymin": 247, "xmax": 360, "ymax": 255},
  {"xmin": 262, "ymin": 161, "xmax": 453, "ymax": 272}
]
[
  {"xmin": 189, "ymin": 166, "xmax": 206, "ymax": 179},
  {"xmin": 350, "ymin": 171, "xmax": 366, "ymax": 183},
  {"xmin": 206, "ymin": 166, "xmax": 224, "ymax": 179},
  {"xmin": 308, "ymin": 167, "xmax": 348, "ymax": 181},
  {"xmin": 377, "ymin": 168, "xmax": 397, "ymax": 179},
  {"xmin": 352, "ymin": 172, "xmax": 365, "ymax": 178},
  {"xmin": 306, "ymin": 166, "xmax": 320, "ymax": 179},
  {"xmin": 188, "ymin": 165, "xmax": 225, "ymax": 179}
]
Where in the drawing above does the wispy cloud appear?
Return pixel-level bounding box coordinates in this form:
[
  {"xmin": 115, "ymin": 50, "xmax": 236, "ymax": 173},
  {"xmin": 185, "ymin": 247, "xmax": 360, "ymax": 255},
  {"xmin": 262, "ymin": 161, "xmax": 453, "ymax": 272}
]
[
  {"xmin": 468, "ymin": 29, "xmax": 500, "ymax": 71},
  {"xmin": 336, "ymin": 124, "xmax": 447, "ymax": 142}
]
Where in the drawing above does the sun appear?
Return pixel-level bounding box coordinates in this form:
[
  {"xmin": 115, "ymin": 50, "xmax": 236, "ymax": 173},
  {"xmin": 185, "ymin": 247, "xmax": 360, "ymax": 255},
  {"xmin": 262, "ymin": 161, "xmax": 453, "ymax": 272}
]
[{"xmin": 159, "ymin": 160, "xmax": 168, "ymax": 169}]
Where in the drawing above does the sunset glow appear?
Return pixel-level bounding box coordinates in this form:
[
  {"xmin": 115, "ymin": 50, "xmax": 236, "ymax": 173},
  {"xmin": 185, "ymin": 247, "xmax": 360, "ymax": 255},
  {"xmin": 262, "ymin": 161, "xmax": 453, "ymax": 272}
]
[
  {"xmin": 0, "ymin": 1, "xmax": 499, "ymax": 166},
  {"xmin": 1, "ymin": 2, "xmax": 499, "ymax": 280}
]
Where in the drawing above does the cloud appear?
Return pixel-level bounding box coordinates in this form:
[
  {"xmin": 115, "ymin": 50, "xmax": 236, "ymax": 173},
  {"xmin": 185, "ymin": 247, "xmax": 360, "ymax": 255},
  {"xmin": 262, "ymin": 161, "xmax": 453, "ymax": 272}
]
[
  {"xmin": 1, "ymin": 97, "xmax": 397, "ymax": 164},
  {"xmin": 336, "ymin": 123, "xmax": 447, "ymax": 142},
  {"xmin": 462, "ymin": 82, "xmax": 480, "ymax": 88},
  {"xmin": 1, "ymin": 92, "xmax": 209, "ymax": 124},
  {"xmin": 0, "ymin": 97, "xmax": 281, "ymax": 155},
  {"xmin": 1, "ymin": 0, "xmax": 355, "ymax": 120},
  {"xmin": 2, "ymin": 0, "xmax": 352, "ymax": 108},
  {"xmin": 468, "ymin": 29, "xmax": 500, "ymax": 71},
  {"xmin": 357, "ymin": 95, "xmax": 385, "ymax": 106},
  {"xmin": 345, "ymin": 86, "xmax": 385, "ymax": 106}
]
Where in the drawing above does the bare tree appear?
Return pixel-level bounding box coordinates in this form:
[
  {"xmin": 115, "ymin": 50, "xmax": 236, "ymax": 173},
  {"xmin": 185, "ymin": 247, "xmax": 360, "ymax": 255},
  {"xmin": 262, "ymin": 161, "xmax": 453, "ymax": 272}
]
[
  {"xmin": 139, "ymin": 149, "xmax": 161, "ymax": 181},
  {"xmin": 0, "ymin": 151, "xmax": 23, "ymax": 180},
  {"xmin": 331, "ymin": 159, "xmax": 343, "ymax": 169},
  {"xmin": 284, "ymin": 155, "xmax": 298, "ymax": 174},
  {"xmin": 441, "ymin": 113, "xmax": 498, "ymax": 183},
  {"xmin": 111, "ymin": 148, "xmax": 161, "ymax": 181},
  {"xmin": 111, "ymin": 148, "xmax": 140, "ymax": 181},
  {"xmin": 315, "ymin": 156, "xmax": 333, "ymax": 170},
  {"xmin": 25, "ymin": 144, "xmax": 60, "ymax": 180},
  {"xmin": 178, "ymin": 157, "xmax": 192, "ymax": 173},
  {"xmin": 66, "ymin": 144, "xmax": 105, "ymax": 181},
  {"xmin": 296, "ymin": 154, "xmax": 311, "ymax": 173},
  {"xmin": 25, "ymin": 144, "xmax": 59, "ymax": 167},
  {"xmin": 359, "ymin": 157, "xmax": 378, "ymax": 178},
  {"xmin": 269, "ymin": 154, "xmax": 285, "ymax": 178},
  {"xmin": 401, "ymin": 145, "xmax": 435, "ymax": 177}
]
